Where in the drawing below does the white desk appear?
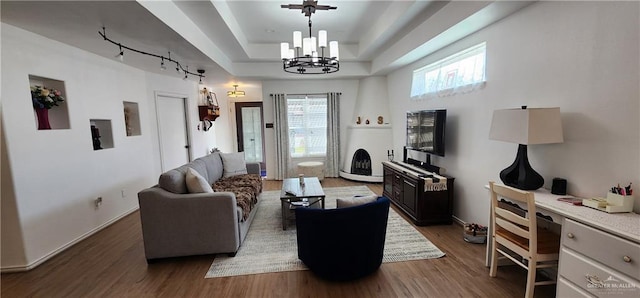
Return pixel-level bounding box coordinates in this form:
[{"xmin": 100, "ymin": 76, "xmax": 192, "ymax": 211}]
[{"xmin": 485, "ymin": 185, "xmax": 640, "ymax": 297}]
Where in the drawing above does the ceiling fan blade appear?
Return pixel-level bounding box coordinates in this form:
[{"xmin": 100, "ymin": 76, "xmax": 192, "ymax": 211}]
[
  {"xmin": 281, "ymin": 4, "xmax": 304, "ymax": 9},
  {"xmin": 315, "ymin": 5, "xmax": 337, "ymax": 11}
]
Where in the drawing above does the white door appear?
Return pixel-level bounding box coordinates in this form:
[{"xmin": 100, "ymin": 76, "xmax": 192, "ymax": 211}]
[{"xmin": 156, "ymin": 94, "xmax": 190, "ymax": 171}]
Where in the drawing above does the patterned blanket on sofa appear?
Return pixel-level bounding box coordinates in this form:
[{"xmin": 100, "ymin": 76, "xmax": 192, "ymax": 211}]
[{"xmin": 213, "ymin": 174, "xmax": 262, "ymax": 221}]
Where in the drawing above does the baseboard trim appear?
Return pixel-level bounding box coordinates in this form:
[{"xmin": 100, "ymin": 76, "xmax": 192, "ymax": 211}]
[
  {"xmin": 452, "ymin": 215, "xmax": 465, "ymax": 226},
  {"xmin": 0, "ymin": 206, "xmax": 139, "ymax": 273}
]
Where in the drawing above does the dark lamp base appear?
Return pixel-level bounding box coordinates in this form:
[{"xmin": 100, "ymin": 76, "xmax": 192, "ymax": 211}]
[{"xmin": 499, "ymin": 144, "xmax": 544, "ymax": 190}]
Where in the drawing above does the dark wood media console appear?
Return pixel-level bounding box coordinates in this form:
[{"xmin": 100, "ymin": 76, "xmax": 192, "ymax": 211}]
[{"xmin": 382, "ymin": 162, "xmax": 454, "ymax": 225}]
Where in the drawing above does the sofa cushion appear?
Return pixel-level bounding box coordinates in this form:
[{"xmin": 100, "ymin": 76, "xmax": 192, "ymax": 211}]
[
  {"xmin": 336, "ymin": 195, "xmax": 378, "ymax": 208},
  {"xmin": 185, "ymin": 168, "xmax": 214, "ymax": 193},
  {"xmin": 158, "ymin": 160, "xmax": 209, "ymax": 194},
  {"xmin": 196, "ymin": 152, "xmax": 224, "ymax": 183},
  {"xmin": 220, "ymin": 152, "xmax": 248, "ymax": 178}
]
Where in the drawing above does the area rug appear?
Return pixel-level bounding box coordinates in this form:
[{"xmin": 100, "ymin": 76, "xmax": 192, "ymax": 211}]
[{"xmin": 205, "ymin": 185, "xmax": 445, "ymax": 278}]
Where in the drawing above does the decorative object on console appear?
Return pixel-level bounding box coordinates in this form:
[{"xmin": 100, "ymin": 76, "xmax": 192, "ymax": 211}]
[
  {"xmin": 227, "ymin": 84, "xmax": 245, "ymax": 97},
  {"xmin": 377, "ymin": 116, "xmax": 383, "ymax": 124},
  {"xmin": 279, "ymin": 0, "xmax": 339, "ymax": 74},
  {"xmin": 98, "ymin": 27, "xmax": 204, "ymax": 81},
  {"xmin": 489, "ymin": 106, "xmax": 563, "ymax": 190}
]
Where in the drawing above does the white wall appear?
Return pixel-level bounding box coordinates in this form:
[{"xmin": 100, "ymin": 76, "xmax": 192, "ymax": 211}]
[
  {"xmin": 387, "ymin": 1, "xmax": 640, "ymax": 225},
  {"xmin": 0, "ymin": 23, "xmax": 210, "ymax": 270},
  {"xmin": 261, "ymin": 79, "xmax": 360, "ymax": 179}
]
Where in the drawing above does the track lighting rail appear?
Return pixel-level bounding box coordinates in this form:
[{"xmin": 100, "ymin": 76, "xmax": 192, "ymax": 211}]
[{"xmin": 98, "ymin": 27, "xmax": 204, "ymax": 80}]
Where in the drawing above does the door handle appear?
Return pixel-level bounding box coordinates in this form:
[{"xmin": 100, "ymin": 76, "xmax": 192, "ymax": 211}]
[{"xmin": 184, "ymin": 145, "xmax": 190, "ymax": 149}]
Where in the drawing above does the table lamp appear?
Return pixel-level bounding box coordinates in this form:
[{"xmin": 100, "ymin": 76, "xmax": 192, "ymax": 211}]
[{"xmin": 489, "ymin": 106, "xmax": 563, "ymax": 190}]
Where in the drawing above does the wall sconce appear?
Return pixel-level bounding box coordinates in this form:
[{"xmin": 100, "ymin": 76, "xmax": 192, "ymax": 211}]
[
  {"xmin": 227, "ymin": 84, "xmax": 245, "ymax": 97},
  {"xmin": 198, "ymin": 87, "xmax": 221, "ymax": 131}
]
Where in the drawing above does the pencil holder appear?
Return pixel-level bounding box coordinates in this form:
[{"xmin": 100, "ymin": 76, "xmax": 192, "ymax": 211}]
[{"xmin": 605, "ymin": 192, "xmax": 634, "ymax": 213}]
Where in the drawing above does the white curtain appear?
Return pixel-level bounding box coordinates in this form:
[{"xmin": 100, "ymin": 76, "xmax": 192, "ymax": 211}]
[
  {"xmin": 272, "ymin": 93, "xmax": 291, "ymax": 180},
  {"xmin": 325, "ymin": 92, "xmax": 340, "ymax": 177}
]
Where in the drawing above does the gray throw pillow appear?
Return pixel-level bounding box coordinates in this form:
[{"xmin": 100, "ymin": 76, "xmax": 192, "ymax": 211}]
[
  {"xmin": 336, "ymin": 195, "xmax": 378, "ymax": 208},
  {"xmin": 185, "ymin": 167, "xmax": 214, "ymax": 193},
  {"xmin": 220, "ymin": 152, "xmax": 248, "ymax": 178}
]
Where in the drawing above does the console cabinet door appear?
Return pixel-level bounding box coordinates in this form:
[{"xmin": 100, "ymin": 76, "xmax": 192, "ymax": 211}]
[
  {"xmin": 383, "ymin": 168, "xmax": 393, "ymax": 197},
  {"xmin": 402, "ymin": 179, "xmax": 417, "ymax": 214}
]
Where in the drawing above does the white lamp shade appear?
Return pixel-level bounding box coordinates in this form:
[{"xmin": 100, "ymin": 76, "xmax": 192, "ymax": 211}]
[
  {"xmin": 318, "ymin": 30, "xmax": 327, "ymax": 48},
  {"xmin": 280, "ymin": 42, "xmax": 289, "ymax": 60},
  {"xmin": 288, "ymin": 49, "xmax": 294, "ymax": 59},
  {"xmin": 489, "ymin": 107, "xmax": 564, "ymax": 145},
  {"xmin": 303, "ymin": 37, "xmax": 311, "ymax": 56},
  {"xmin": 329, "ymin": 41, "xmax": 339, "ymax": 61},
  {"xmin": 310, "ymin": 37, "xmax": 317, "ymax": 53},
  {"xmin": 312, "ymin": 51, "xmax": 318, "ymax": 63},
  {"xmin": 293, "ymin": 31, "xmax": 302, "ymax": 48}
]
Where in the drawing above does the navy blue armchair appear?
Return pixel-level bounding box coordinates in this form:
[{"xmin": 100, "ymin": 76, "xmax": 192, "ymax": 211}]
[{"xmin": 295, "ymin": 196, "xmax": 390, "ymax": 281}]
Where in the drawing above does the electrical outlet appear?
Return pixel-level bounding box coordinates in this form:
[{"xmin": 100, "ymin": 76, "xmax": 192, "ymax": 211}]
[
  {"xmin": 121, "ymin": 189, "xmax": 126, "ymax": 198},
  {"xmin": 95, "ymin": 197, "xmax": 103, "ymax": 209}
]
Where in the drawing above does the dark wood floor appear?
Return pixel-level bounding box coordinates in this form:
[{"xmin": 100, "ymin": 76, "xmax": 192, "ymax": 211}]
[{"xmin": 1, "ymin": 178, "xmax": 554, "ymax": 297}]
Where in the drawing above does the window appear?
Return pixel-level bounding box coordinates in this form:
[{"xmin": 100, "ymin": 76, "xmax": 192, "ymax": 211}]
[
  {"xmin": 410, "ymin": 42, "xmax": 486, "ymax": 99},
  {"xmin": 287, "ymin": 94, "xmax": 327, "ymax": 158}
]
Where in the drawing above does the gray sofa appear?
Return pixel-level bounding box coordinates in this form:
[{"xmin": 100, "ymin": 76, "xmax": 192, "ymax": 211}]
[{"xmin": 137, "ymin": 152, "xmax": 261, "ymax": 262}]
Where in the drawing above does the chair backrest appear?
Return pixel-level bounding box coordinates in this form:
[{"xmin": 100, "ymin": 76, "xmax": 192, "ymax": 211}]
[
  {"xmin": 294, "ymin": 197, "xmax": 391, "ymax": 281},
  {"xmin": 489, "ymin": 181, "xmax": 537, "ymax": 257}
]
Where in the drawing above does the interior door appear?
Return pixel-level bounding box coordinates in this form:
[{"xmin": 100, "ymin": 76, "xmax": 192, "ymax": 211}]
[
  {"xmin": 156, "ymin": 94, "xmax": 190, "ymax": 171},
  {"xmin": 235, "ymin": 102, "xmax": 265, "ymax": 172}
]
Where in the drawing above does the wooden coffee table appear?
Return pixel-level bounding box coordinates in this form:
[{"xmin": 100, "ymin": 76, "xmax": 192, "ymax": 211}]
[{"xmin": 280, "ymin": 177, "xmax": 325, "ymax": 230}]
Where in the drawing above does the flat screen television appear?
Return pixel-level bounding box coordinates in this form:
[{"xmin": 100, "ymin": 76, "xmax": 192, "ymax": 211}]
[{"xmin": 406, "ymin": 109, "xmax": 447, "ymax": 156}]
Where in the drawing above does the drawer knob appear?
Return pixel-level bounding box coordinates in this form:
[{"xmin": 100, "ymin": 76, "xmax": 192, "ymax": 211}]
[
  {"xmin": 567, "ymin": 232, "xmax": 575, "ymax": 239},
  {"xmin": 623, "ymin": 256, "xmax": 632, "ymax": 263}
]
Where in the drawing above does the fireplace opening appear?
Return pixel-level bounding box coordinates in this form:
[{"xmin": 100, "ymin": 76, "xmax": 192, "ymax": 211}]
[{"xmin": 351, "ymin": 149, "xmax": 372, "ymax": 176}]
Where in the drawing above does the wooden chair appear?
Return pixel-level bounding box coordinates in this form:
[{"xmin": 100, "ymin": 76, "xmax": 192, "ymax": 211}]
[{"xmin": 488, "ymin": 181, "xmax": 561, "ymax": 298}]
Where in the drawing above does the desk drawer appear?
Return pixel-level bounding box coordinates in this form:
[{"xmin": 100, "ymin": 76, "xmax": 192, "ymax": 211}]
[
  {"xmin": 557, "ymin": 277, "xmax": 595, "ymax": 298},
  {"xmin": 562, "ymin": 218, "xmax": 640, "ymax": 280},
  {"xmin": 559, "ymin": 247, "xmax": 639, "ymax": 297}
]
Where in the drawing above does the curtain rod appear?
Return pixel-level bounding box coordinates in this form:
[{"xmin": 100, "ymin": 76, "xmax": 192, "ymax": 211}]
[{"xmin": 269, "ymin": 92, "xmax": 342, "ymax": 96}]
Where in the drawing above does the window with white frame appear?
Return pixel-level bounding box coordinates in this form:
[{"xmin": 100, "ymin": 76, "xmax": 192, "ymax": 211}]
[
  {"xmin": 287, "ymin": 94, "xmax": 327, "ymax": 158},
  {"xmin": 410, "ymin": 42, "xmax": 486, "ymax": 99}
]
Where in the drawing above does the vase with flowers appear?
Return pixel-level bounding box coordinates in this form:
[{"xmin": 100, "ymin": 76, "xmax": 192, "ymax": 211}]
[{"xmin": 31, "ymin": 85, "xmax": 65, "ymax": 130}]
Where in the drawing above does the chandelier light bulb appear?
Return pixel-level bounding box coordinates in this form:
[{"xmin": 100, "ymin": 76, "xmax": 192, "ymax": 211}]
[
  {"xmin": 318, "ymin": 30, "xmax": 327, "ymax": 48},
  {"xmin": 330, "ymin": 41, "xmax": 339, "ymax": 61},
  {"xmin": 303, "ymin": 37, "xmax": 311, "ymax": 56},
  {"xmin": 280, "ymin": 42, "xmax": 290, "ymax": 60},
  {"xmin": 293, "ymin": 31, "xmax": 302, "ymax": 48},
  {"xmin": 310, "ymin": 37, "xmax": 317, "ymax": 53}
]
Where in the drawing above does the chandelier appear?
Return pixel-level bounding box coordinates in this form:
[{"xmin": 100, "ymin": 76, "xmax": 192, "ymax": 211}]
[
  {"xmin": 227, "ymin": 85, "xmax": 245, "ymax": 97},
  {"xmin": 280, "ymin": 1, "xmax": 339, "ymax": 74}
]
